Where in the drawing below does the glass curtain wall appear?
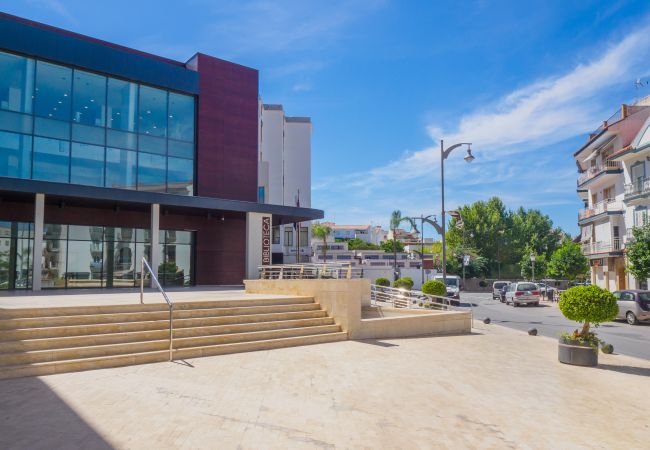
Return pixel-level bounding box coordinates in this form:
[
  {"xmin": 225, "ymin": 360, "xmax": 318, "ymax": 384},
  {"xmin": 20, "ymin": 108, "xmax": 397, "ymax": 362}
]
[
  {"xmin": 0, "ymin": 221, "xmax": 33, "ymax": 290},
  {"xmin": 0, "ymin": 50, "xmax": 195, "ymax": 195},
  {"xmin": 40, "ymin": 224, "xmax": 193, "ymax": 289}
]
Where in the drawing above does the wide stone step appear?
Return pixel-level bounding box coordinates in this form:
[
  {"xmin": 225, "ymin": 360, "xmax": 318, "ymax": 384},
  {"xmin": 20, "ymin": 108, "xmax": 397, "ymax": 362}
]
[
  {"xmin": 0, "ymin": 311, "xmax": 330, "ymax": 341},
  {"xmin": 0, "ymin": 339, "xmax": 170, "ymax": 366},
  {"xmin": 174, "ymin": 331, "xmax": 348, "ymax": 359},
  {"xmin": 0, "ymin": 296, "xmax": 314, "ymax": 319},
  {"xmin": 0, "ymin": 303, "xmax": 320, "ymax": 330},
  {"xmin": 173, "ymin": 316, "xmax": 335, "ymax": 338},
  {"xmin": 172, "ymin": 324, "xmax": 341, "ymax": 348},
  {"xmin": 0, "ymin": 332, "xmax": 347, "ymax": 380}
]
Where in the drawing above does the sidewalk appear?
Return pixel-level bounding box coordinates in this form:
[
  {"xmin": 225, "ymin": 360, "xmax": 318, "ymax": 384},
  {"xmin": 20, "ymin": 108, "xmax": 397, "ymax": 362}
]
[{"xmin": 1, "ymin": 321, "xmax": 649, "ymax": 449}]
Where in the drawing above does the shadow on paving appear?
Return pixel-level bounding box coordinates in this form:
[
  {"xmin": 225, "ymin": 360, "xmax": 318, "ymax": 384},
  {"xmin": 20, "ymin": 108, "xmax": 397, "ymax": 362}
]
[
  {"xmin": 596, "ymin": 364, "xmax": 650, "ymax": 377},
  {"xmin": 0, "ymin": 376, "xmax": 114, "ymax": 450}
]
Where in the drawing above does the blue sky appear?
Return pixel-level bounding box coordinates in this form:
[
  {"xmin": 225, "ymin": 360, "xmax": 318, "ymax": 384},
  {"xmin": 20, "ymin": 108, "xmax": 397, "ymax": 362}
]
[{"xmin": 4, "ymin": 0, "xmax": 650, "ymax": 236}]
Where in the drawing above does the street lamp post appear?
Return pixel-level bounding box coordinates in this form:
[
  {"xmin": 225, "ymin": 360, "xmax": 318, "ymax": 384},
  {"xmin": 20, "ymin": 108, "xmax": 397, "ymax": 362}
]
[
  {"xmin": 418, "ymin": 214, "xmax": 437, "ymax": 285},
  {"xmin": 440, "ymin": 139, "xmax": 475, "ymax": 285},
  {"xmin": 530, "ymin": 253, "xmax": 536, "ymax": 282}
]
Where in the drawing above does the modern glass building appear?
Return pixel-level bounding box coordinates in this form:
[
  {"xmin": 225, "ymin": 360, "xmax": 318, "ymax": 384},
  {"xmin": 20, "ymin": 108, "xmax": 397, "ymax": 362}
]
[{"xmin": 0, "ymin": 12, "xmax": 322, "ymax": 291}]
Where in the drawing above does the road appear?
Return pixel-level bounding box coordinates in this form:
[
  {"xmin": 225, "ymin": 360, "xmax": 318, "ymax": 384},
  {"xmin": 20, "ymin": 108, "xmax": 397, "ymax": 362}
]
[{"xmin": 461, "ymin": 292, "xmax": 650, "ymax": 361}]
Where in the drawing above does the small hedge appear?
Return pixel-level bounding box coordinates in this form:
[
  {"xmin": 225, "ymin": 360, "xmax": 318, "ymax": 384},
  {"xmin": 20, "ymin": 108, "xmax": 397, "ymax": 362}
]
[
  {"xmin": 375, "ymin": 277, "xmax": 390, "ymax": 287},
  {"xmin": 393, "ymin": 277, "xmax": 414, "ymax": 290},
  {"xmin": 478, "ymin": 280, "xmax": 487, "ymax": 288},
  {"xmin": 559, "ymin": 285, "xmax": 617, "ymax": 336},
  {"xmin": 422, "ymin": 279, "xmax": 446, "ymax": 296}
]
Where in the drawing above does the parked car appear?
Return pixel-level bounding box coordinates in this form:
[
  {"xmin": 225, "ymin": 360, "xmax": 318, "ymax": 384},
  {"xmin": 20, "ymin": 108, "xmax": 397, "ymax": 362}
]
[
  {"xmin": 492, "ymin": 281, "xmax": 511, "ymax": 300},
  {"xmin": 535, "ymin": 282, "xmax": 555, "ymax": 299},
  {"xmin": 613, "ymin": 290, "xmax": 650, "ymax": 325},
  {"xmin": 505, "ymin": 282, "xmax": 541, "ymax": 307}
]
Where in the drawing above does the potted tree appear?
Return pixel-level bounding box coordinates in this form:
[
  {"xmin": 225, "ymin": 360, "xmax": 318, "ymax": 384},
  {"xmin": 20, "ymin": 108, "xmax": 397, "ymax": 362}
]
[{"xmin": 558, "ymin": 285, "xmax": 617, "ymax": 366}]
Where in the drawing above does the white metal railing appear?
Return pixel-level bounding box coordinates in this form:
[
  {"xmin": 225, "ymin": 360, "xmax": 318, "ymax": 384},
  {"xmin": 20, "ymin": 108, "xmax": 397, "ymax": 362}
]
[
  {"xmin": 258, "ymin": 263, "xmax": 364, "ymax": 280},
  {"xmin": 624, "ymin": 178, "xmax": 650, "ymax": 198},
  {"xmin": 577, "ymin": 160, "xmax": 622, "ymax": 185},
  {"xmin": 581, "ymin": 238, "xmax": 622, "ymax": 254},
  {"xmin": 370, "ymin": 284, "xmax": 455, "ymax": 311},
  {"xmin": 140, "ymin": 257, "xmax": 174, "ymax": 361},
  {"xmin": 578, "ymin": 198, "xmax": 623, "ymax": 220}
]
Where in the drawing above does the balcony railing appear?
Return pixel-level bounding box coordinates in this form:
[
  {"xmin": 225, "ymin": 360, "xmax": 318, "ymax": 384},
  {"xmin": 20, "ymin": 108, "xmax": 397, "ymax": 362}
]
[
  {"xmin": 577, "ymin": 160, "xmax": 622, "ymax": 185},
  {"xmin": 624, "ymin": 177, "xmax": 650, "ymax": 198},
  {"xmin": 581, "ymin": 238, "xmax": 622, "ymax": 255},
  {"xmin": 578, "ymin": 199, "xmax": 623, "ymax": 220}
]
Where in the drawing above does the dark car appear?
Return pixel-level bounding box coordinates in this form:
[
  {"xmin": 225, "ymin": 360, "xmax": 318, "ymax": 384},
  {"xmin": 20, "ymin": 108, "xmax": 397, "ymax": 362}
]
[{"xmin": 613, "ymin": 290, "xmax": 650, "ymax": 325}]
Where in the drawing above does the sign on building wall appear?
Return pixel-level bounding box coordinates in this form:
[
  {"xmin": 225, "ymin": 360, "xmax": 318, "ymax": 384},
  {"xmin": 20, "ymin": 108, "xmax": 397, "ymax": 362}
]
[{"xmin": 262, "ymin": 216, "xmax": 271, "ymax": 265}]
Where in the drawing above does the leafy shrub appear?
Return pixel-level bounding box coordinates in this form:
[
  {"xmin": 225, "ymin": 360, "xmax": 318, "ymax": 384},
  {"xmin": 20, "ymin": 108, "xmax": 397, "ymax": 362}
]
[
  {"xmin": 559, "ymin": 285, "xmax": 617, "ymax": 337},
  {"xmin": 479, "ymin": 280, "xmax": 487, "ymax": 287},
  {"xmin": 375, "ymin": 277, "xmax": 390, "ymax": 287},
  {"xmin": 393, "ymin": 277, "xmax": 413, "ymax": 290},
  {"xmin": 422, "ymin": 280, "xmax": 446, "ymax": 297}
]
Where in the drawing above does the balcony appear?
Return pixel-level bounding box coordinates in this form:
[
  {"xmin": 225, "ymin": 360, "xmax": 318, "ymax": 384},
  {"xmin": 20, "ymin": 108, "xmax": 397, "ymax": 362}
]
[
  {"xmin": 624, "ymin": 177, "xmax": 650, "ymax": 200},
  {"xmin": 581, "ymin": 238, "xmax": 622, "ymax": 255},
  {"xmin": 578, "ymin": 199, "xmax": 624, "ymax": 222},
  {"xmin": 577, "ymin": 160, "xmax": 623, "ymax": 186}
]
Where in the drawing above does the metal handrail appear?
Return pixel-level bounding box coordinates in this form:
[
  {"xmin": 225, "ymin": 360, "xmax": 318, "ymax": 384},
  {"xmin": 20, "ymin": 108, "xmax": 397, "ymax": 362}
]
[
  {"xmin": 370, "ymin": 284, "xmax": 454, "ymax": 311},
  {"xmin": 140, "ymin": 257, "xmax": 174, "ymax": 361},
  {"xmin": 259, "ymin": 263, "xmax": 364, "ymax": 280}
]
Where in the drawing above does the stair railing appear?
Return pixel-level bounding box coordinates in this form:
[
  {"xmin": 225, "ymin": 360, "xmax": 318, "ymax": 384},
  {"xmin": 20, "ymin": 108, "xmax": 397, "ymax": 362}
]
[{"xmin": 140, "ymin": 257, "xmax": 174, "ymax": 361}]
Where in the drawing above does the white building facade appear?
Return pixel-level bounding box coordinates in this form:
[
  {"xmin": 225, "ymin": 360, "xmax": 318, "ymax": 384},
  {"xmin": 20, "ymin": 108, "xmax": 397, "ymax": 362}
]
[
  {"xmin": 575, "ymin": 100, "xmax": 650, "ymax": 290},
  {"xmin": 258, "ymin": 103, "xmax": 312, "ymax": 263}
]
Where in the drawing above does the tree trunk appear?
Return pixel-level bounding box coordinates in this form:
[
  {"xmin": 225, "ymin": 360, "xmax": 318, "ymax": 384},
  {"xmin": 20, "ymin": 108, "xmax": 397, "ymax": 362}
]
[{"xmin": 581, "ymin": 321, "xmax": 590, "ymax": 336}]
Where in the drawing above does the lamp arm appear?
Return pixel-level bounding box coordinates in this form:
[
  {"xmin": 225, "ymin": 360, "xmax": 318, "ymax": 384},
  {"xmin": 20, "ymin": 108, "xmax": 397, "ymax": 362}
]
[{"xmin": 442, "ymin": 142, "xmax": 472, "ymax": 160}]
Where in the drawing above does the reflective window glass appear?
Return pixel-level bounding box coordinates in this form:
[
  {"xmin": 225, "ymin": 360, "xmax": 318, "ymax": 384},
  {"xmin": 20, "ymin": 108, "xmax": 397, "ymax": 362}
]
[
  {"xmin": 0, "ymin": 51, "xmax": 34, "ymax": 114},
  {"xmin": 72, "ymin": 70, "xmax": 106, "ymax": 127},
  {"xmin": 105, "ymin": 148, "xmax": 137, "ymax": 189},
  {"xmin": 107, "ymin": 79, "xmax": 137, "ymax": 132},
  {"xmin": 168, "ymin": 140, "xmax": 194, "ymax": 159},
  {"xmin": 137, "ymin": 152, "xmax": 166, "ymax": 192},
  {"xmin": 34, "ymin": 117, "xmax": 70, "ymax": 140},
  {"xmin": 167, "ymin": 157, "xmax": 194, "ymax": 195},
  {"xmin": 34, "ymin": 61, "xmax": 72, "ymax": 121},
  {"xmin": 138, "ymin": 86, "xmax": 167, "ymax": 137},
  {"xmin": 0, "ymin": 130, "xmax": 31, "ymax": 179},
  {"xmin": 106, "ymin": 129, "xmax": 137, "ymax": 150},
  {"xmin": 68, "ymin": 225, "xmax": 104, "ymax": 241},
  {"xmin": 0, "ymin": 109, "xmax": 32, "ymax": 135},
  {"xmin": 103, "ymin": 240, "xmax": 136, "ymax": 287},
  {"xmin": 138, "ymin": 134, "xmax": 166, "ymax": 155},
  {"xmin": 168, "ymin": 93, "xmax": 194, "ymax": 142},
  {"xmin": 42, "ymin": 227, "xmax": 67, "ymax": 288},
  {"xmin": 67, "ymin": 239, "xmax": 103, "ymax": 287},
  {"xmin": 72, "ymin": 123, "xmax": 105, "ymax": 145},
  {"xmin": 32, "ymin": 137, "xmax": 70, "ymax": 183},
  {"xmin": 70, "ymin": 143, "xmax": 105, "ymax": 187}
]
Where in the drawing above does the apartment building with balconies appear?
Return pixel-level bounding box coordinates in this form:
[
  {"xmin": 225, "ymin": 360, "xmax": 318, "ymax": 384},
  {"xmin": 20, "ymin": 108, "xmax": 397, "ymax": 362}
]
[{"xmin": 575, "ymin": 99, "xmax": 650, "ymax": 290}]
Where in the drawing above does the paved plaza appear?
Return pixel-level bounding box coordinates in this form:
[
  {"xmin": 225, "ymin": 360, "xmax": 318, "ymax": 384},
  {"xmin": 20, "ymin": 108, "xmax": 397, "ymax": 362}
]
[{"xmin": 1, "ymin": 321, "xmax": 649, "ymax": 449}]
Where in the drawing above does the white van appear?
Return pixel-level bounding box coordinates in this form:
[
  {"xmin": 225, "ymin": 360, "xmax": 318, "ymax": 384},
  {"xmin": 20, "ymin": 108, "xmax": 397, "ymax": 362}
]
[{"xmin": 433, "ymin": 274, "xmax": 460, "ymax": 299}]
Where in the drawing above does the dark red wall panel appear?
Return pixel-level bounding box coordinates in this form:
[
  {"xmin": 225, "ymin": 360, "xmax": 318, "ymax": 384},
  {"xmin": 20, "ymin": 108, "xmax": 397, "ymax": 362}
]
[{"xmin": 195, "ymin": 54, "xmax": 259, "ymax": 202}]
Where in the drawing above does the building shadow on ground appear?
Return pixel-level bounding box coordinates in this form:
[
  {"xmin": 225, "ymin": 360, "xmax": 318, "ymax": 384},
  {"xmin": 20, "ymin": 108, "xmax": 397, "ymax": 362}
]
[
  {"xmin": 0, "ymin": 376, "xmax": 114, "ymax": 449},
  {"xmin": 596, "ymin": 364, "xmax": 650, "ymax": 377}
]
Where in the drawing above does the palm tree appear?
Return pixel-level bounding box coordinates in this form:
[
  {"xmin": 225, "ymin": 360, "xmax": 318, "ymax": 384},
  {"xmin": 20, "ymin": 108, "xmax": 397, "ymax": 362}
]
[
  {"xmin": 389, "ymin": 210, "xmax": 417, "ymax": 280},
  {"xmin": 311, "ymin": 223, "xmax": 332, "ymax": 263}
]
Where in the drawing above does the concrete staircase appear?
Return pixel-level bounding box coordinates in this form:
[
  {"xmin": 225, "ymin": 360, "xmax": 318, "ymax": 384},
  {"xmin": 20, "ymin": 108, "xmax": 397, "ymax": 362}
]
[{"xmin": 0, "ymin": 296, "xmax": 346, "ymax": 379}]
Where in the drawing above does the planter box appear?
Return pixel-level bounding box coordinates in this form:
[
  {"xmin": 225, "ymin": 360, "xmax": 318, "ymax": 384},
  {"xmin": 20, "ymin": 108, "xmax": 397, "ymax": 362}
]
[{"xmin": 558, "ymin": 337, "xmax": 598, "ymax": 367}]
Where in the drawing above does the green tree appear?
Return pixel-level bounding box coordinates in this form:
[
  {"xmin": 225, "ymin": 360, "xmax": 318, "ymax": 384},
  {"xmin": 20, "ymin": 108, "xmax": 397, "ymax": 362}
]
[
  {"xmin": 381, "ymin": 240, "xmax": 404, "ymax": 253},
  {"xmin": 388, "ymin": 210, "xmax": 416, "ymax": 280},
  {"xmin": 547, "ymin": 240, "xmax": 589, "ymax": 282},
  {"xmin": 346, "ymin": 238, "xmax": 380, "ymax": 250},
  {"xmin": 519, "ymin": 249, "xmax": 547, "ymax": 280},
  {"xmin": 626, "ymin": 222, "xmax": 650, "ymax": 284},
  {"xmin": 559, "ymin": 285, "xmax": 617, "ymax": 338},
  {"xmin": 311, "ymin": 223, "xmax": 332, "ymax": 260}
]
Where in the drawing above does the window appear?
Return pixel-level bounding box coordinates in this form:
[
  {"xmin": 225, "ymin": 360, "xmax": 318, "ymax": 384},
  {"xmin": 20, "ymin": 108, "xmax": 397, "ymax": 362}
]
[
  {"xmin": 168, "ymin": 93, "xmax": 194, "ymax": 142},
  {"xmin": 105, "ymin": 148, "xmax": 137, "ymax": 189},
  {"xmin": 272, "ymin": 226, "xmax": 280, "ymax": 245},
  {"xmin": 258, "ymin": 186, "xmax": 265, "ymax": 203},
  {"xmin": 32, "ymin": 137, "xmax": 70, "ymax": 183},
  {"xmin": 34, "ymin": 61, "xmax": 72, "ymax": 121},
  {"xmin": 284, "ymin": 228, "xmax": 293, "ymax": 246},
  {"xmin": 137, "ymin": 152, "xmax": 166, "ymax": 192},
  {"xmin": 634, "ymin": 207, "xmax": 648, "ymax": 227},
  {"xmin": 299, "ymin": 229, "xmax": 308, "ymax": 247},
  {"xmin": 107, "ymin": 79, "xmax": 137, "ymax": 132},
  {"xmin": 0, "ymin": 130, "xmax": 31, "ymax": 178},
  {"xmin": 138, "ymin": 86, "xmax": 167, "ymax": 137},
  {"xmin": 0, "ymin": 51, "xmax": 34, "ymax": 114},
  {"xmin": 167, "ymin": 157, "xmax": 193, "ymax": 195},
  {"xmin": 70, "ymin": 143, "xmax": 104, "ymax": 187},
  {"xmin": 72, "ymin": 70, "xmax": 106, "ymax": 127}
]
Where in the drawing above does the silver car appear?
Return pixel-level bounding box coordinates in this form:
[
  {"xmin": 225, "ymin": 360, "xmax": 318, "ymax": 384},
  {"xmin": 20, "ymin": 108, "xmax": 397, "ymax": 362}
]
[
  {"xmin": 505, "ymin": 282, "xmax": 540, "ymax": 307},
  {"xmin": 613, "ymin": 290, "xmax": 650, "ymax": 325},
  {"xmin": 492, "ymin": 281, "xmax": 510, "ymax": 300}
]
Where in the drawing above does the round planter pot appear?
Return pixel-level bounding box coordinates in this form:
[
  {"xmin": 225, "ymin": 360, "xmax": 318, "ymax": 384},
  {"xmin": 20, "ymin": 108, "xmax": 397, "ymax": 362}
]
[{"xmin": 558, "ymin": 337, "xmax": 598, "ymax": 367}]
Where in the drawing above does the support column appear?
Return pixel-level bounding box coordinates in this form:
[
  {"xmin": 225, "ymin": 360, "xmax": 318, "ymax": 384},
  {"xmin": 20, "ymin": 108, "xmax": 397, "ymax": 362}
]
[
  {"xmin": 32, "ymin": 193, "xmax": 44, "ymax": 291},
  {"xmin": 150, "ymin": 203, "xmax": 160, "ymax": 280},
  {"xmin": 246, "ymin": 212, "xmax": 272, "ymax": 280}
]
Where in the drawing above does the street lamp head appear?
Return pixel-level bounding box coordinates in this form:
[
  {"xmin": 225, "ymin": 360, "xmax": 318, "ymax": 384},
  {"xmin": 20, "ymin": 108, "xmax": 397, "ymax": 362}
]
[{"xmin": 464, "ymin": 146, "xmax": 475, "ymax": 163}]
